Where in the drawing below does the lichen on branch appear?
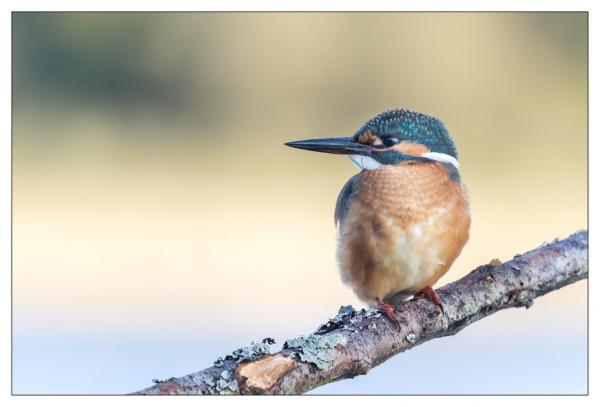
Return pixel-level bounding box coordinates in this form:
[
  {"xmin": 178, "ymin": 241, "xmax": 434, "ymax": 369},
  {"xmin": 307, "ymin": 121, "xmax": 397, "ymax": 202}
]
[{"xmin": 133, "ymin": 230, "xmax": 588, "ymax": 395}]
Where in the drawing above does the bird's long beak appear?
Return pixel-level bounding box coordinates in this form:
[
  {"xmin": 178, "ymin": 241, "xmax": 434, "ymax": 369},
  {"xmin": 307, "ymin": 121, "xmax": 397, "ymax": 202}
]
[{"xmin": 284, "ymin": 137, "xmax": 373, "ymax": 156}]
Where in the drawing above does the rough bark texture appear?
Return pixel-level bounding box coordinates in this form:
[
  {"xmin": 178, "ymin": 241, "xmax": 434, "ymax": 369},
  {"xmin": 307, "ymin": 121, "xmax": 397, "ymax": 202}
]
[{"xmin": 133, "ymin": 230, "xmax": 588, "ymax": 395}]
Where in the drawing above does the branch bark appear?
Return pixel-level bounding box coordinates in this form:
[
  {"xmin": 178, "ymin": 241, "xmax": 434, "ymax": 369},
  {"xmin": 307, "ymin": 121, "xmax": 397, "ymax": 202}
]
[{"xmin": 133, "ymin": 230, "xmax": 588, "ymax": 395}]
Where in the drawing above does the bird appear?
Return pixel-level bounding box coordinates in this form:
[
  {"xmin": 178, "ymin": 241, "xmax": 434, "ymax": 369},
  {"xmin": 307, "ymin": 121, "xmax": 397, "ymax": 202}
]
[{"xmin": 285, "ymin": 108, "xmax": 470, "ymax": 326}]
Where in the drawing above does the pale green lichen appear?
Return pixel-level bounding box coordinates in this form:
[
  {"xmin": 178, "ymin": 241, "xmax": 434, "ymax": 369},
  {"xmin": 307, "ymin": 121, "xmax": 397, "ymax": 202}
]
[
  {"xmin": 284, "ymin": 333, "xmax": 348, "ymax": 370},
  {"xmin": 206, "ymin": 338, "xmax": 275, "ymax": 394},
  {"xmin": 215, "ymin": 370, "xmax": 238, "ymax": 394},
  {"xmin": 464, "ymin": 300, "xmax": 480, "ymax": 315},
  {"xmin": 518, "ymin": 290, "xmax": 529, "ymax": 302},
  {"xmin": 187, "ymin": 371, "xmax": 238, "ymax": 395},
  {"xmin": 316, "ymin": 305, "xmax": 357, "ymax": 335},
  {"xmin": 213, "ymin": 338, "xmax": 275, "ymax": 367},
  {"xmin": 283, "ymin": 305, "xmax": 380, "ymax": 370}
]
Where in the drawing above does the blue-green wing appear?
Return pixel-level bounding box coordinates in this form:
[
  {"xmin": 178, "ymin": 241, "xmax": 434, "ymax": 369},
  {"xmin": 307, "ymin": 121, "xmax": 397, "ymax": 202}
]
[{"xmin": 334, "ymin": 174, "xmax": 360, "ymax": 227}]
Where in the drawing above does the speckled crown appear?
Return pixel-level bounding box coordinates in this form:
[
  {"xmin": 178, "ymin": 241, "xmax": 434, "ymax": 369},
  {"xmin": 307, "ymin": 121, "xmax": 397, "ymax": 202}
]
[{"xmin": 354, "ymin": 109, "xmax": 458, "ymax": 159}]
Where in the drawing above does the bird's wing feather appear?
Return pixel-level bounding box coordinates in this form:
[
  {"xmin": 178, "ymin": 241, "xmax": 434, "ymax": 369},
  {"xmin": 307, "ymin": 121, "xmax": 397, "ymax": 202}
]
[{"xmin": 334, "ymin": 174, "xmax": 360, "ymax": 227}]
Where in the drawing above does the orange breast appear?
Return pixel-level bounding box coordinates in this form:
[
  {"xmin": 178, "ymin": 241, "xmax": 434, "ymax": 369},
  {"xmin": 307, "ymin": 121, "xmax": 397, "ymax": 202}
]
[{"xmin": 336, "ymin": 161, "xmax": 470, "ymax": 304}]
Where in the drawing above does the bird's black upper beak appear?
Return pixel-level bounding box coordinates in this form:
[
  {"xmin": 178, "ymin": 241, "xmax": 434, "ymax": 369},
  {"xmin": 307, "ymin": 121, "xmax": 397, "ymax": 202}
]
[{"xmin": 284, "ymin": 137, "xmax": 373, "ymax": 156}]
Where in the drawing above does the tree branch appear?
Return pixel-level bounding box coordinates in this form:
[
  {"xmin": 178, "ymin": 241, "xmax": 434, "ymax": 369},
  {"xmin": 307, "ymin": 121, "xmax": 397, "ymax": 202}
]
[{"xmin": 133, "ymin": 230, "xmax": 588, "ymax": 395}]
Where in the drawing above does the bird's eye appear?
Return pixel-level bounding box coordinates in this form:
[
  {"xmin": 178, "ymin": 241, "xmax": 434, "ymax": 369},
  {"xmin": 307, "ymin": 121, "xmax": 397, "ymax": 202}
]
[{"xmin": 382, "ymin": 136, "xmax": 400, "ymax": 147}]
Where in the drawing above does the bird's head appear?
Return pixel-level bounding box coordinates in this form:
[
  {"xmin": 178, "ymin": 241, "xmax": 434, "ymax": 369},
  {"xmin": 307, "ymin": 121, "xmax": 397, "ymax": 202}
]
[{"xmin": 285, "ymin": 109, "xmax": 459, "ymax": 174}]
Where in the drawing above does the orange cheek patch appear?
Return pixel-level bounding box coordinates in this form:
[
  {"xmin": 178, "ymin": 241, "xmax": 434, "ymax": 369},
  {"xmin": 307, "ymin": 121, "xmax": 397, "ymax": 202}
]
[
  {"xmin": 392, "ymin": 142, "xmax": 430, "ymax": 155},
  {"xmin": 357, "ymin": 131, "xmax": 380, "ymax": 145}
]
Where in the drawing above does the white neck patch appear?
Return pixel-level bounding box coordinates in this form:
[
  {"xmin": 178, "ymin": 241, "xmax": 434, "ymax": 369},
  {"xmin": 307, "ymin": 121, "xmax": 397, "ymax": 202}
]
[
  {"xmin": 349, "ymin": 155, "xmax": 382, "ymax": 171},
  {"xmin": 420, "ymin": 152, "xmax": 460, "ymax": 169},
  {"xmin": 348, "ymin": 152, "xmax": 460, "ymax": 171}
]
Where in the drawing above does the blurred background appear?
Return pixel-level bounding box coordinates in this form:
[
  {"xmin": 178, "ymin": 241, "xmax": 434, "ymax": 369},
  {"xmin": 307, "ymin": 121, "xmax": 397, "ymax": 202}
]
[{"xmin": 12, "ymin": 12, "xmax": 587, "ymax": 394}]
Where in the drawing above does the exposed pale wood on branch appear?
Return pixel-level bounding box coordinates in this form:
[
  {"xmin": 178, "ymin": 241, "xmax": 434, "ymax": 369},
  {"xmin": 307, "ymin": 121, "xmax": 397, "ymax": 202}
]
[{"xmin": 133, "ymin": 230, "xmax": 588, "ymax": 395}]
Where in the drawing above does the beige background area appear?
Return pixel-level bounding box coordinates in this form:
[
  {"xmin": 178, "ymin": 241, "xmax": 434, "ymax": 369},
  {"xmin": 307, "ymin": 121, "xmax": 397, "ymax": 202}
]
[{"xmin": 12, "ymin": 12, "xmax": 587, "ymax": 394}]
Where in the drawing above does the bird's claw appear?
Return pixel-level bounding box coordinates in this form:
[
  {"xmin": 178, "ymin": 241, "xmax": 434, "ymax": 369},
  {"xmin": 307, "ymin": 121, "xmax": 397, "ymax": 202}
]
[
  {"xmin": 414, "ymin": 286, "xmax": 445, "ymax": 314},
  {"xmin": 376, "ymin": 297, "xmax": 401, "ymax": 330}
]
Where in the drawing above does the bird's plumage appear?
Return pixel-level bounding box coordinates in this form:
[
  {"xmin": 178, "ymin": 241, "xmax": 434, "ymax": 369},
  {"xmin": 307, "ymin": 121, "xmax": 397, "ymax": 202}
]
[
  {"xmin": 334, "ymin": 174, "xmax": 359, "ymax": 227},
  {"xmin": 355, "ymin": 109, "xmax": 458, "ymax": 161},
  {"xmin": 286, "ymin": 108, "xmax": 471, "ymax": 308},
  {"xmin": 335, "ymin": 161, "xmax": 470, "ymax": 304}
]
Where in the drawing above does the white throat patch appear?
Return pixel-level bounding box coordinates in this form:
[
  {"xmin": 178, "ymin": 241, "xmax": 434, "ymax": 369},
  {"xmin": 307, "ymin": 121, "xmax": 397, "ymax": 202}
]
[
  {"xmin": 420, "ymin": 152, "xmax": 460, "ymax": 169},
  {"xmin": 349, "ymin": 155, "xmax": 382, "ymax": 171},
  {"xmin": 348, "ymin": 152, "xmax": 460, "ymax": 171}
]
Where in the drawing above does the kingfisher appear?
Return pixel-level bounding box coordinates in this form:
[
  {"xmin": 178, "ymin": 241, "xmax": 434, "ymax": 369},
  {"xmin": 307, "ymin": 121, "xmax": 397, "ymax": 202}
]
[{"xmin": 285, "ymin": 109, "xmax": 470, "ymax": 326}]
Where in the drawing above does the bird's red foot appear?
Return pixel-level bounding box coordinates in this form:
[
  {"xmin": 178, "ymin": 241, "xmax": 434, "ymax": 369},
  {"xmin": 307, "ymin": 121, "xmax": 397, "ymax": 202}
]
[
  {"xmin": 376, "ymin": 297, "xmax": 400, "ymax": 330},
  {"xmin": 414, "ymin": 286, "xmax": 444, "ymax": 313}
]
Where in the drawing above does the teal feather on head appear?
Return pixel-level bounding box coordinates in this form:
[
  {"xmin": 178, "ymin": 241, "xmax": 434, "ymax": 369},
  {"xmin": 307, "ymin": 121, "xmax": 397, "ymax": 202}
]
[{"xmin": 354, "ymin": 108, "xmax": 458, "ymax": 159}]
